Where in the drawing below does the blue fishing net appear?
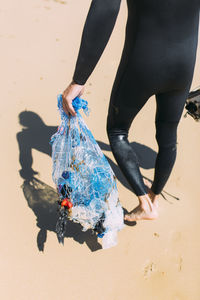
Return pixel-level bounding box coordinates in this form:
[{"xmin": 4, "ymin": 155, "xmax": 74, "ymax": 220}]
[{"xmin": 50, "ymin": 94, "xmax": 124, "ymax": 249}]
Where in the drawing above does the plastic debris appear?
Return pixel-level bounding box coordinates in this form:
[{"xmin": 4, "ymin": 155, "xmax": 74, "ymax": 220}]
[{"xmin": 50, "ymin": 94, "xmax": 124, "ymax": 249}]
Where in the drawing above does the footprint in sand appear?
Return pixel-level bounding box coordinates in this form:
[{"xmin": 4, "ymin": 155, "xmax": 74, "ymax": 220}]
[
  {"xmin": 143, "ymin": 262, "xmax": 156, "ymax": 279},
  {"xmin": 153, "ymin": 232, "xmax": 160, "ymax": 237},
  {"xmin": 54, "ymin": 0, "xmax": 67, "ymax": 4},
  {"xmin": 176, "ymin": 256, "xmax": 183, "ymax": 272}
]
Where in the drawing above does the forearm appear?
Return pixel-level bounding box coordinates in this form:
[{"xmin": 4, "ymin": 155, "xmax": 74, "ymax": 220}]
[{"xmin": 72, "ymin": 0, "xmax": 121, "ymax": 85}]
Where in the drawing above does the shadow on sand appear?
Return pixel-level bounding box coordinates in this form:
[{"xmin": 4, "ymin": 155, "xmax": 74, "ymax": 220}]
[
  {"xmin": 21, "ymin": 177, "xmax": 102, "ymax": 252},
  {"xmin": 16, "ymin": 110, "xmax": 159, "ymax": 252}
]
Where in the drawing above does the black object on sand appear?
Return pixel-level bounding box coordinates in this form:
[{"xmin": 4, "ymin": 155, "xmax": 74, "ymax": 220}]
[{"xmin": 185, "ymin": 87, "xmax": 200, "ymax": 121}]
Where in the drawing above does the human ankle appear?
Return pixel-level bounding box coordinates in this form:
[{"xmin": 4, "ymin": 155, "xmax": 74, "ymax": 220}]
[
  {"xmin": 138, "ymin": 195, "xmax": 153, "ymax": 209},
  {"xmin": 148, "ymin": 189, "xmax": 159, "ymax": 201}
]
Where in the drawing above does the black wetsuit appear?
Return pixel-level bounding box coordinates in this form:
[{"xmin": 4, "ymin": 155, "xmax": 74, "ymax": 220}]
[{"xmin": 72, "ymin": 0, "xmax": 200, "ymax": 195}]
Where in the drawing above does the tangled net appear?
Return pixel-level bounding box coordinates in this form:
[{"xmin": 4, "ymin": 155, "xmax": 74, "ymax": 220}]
[{"xmin": 50, "ymin": 94, "xmax": 124, "ymax": 249}]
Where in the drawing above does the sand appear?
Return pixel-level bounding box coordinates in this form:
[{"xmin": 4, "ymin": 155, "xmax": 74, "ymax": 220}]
[{"xmin": 1, "ymin": 0, "xmax": 200, "ymax": 299}]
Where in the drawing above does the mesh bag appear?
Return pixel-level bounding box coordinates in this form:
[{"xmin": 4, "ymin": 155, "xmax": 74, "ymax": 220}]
[{"xmin": 50, "ymin": 94, "xmax": 124, "ymax": 249}]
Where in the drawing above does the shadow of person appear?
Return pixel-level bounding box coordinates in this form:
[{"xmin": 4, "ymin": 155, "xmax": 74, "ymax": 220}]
[{"xmin": 17, "ymin": 111, "xmax": 57, "ymax": 180}]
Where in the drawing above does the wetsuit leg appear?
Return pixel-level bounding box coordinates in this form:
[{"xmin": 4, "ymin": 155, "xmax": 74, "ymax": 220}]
[
  {"xmin": 106, "ymin": 68, "xmax": 152, "ymax": 196},
  {"xmin": 151, "ymin": 87, "xmax": 191, "ymax": 194}
]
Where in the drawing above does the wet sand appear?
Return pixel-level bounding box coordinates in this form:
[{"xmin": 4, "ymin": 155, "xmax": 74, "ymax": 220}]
[{"xmin": 1, "ymin": 0, "xmax": 200, "ymax": 299}]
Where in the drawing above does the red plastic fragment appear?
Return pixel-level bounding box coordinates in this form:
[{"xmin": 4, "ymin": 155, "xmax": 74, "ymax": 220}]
[
  {"xmin": 61, "ymin": 198, "xmax": 69, "ymax": 207},
  {"xmin": 67, "ymin": 201, "xmax": 73, "ymax": 209},
  {"xmin": 61, "ymin": 198, "xmax": 73, "ymax": 209}
]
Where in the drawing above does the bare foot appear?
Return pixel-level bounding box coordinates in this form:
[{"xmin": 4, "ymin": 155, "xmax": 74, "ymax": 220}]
[
  {"xmin": 124, "ymin": 205, "xmax": 158, "ymax": 221},
  {"xmin": 124, "ymin": 195, "xmax": 158, "ymax": 222}
]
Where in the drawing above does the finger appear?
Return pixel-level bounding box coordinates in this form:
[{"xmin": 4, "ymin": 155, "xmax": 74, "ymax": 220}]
[
  {"xmin": 68, "ymin": 103, "xmax": 76, "ymax": 116},
  {"xmin": 62, "ymin": 101, "xmax": 69, "ymax": 116},
  {"xmin": 63, "ymin": 97, "xmax": 76, "ymax": 116},
  {"xmin": 62, "ymin": 101, "xmax": 68, "ymax": 115}
]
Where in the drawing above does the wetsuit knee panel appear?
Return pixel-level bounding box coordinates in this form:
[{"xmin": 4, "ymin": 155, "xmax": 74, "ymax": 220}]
[
  {"xmin": 107, "ymin": 130, "xmax": 128, "ymax": 147},
  {"xmin": 106, "ymin": 111, "xmax": 129, "ymax": 140}
]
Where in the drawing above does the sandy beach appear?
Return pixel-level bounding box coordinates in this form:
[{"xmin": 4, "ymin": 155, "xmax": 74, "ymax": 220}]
[{"xmin": 1, "ymin": 0, "xmax": 200, "ymax": 299}]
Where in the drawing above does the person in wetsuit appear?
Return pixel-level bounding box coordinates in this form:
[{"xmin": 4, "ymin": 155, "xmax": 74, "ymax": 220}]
[{"xmin": 62, "ymin": 0, "xmax": 200, "ymax": 221}]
